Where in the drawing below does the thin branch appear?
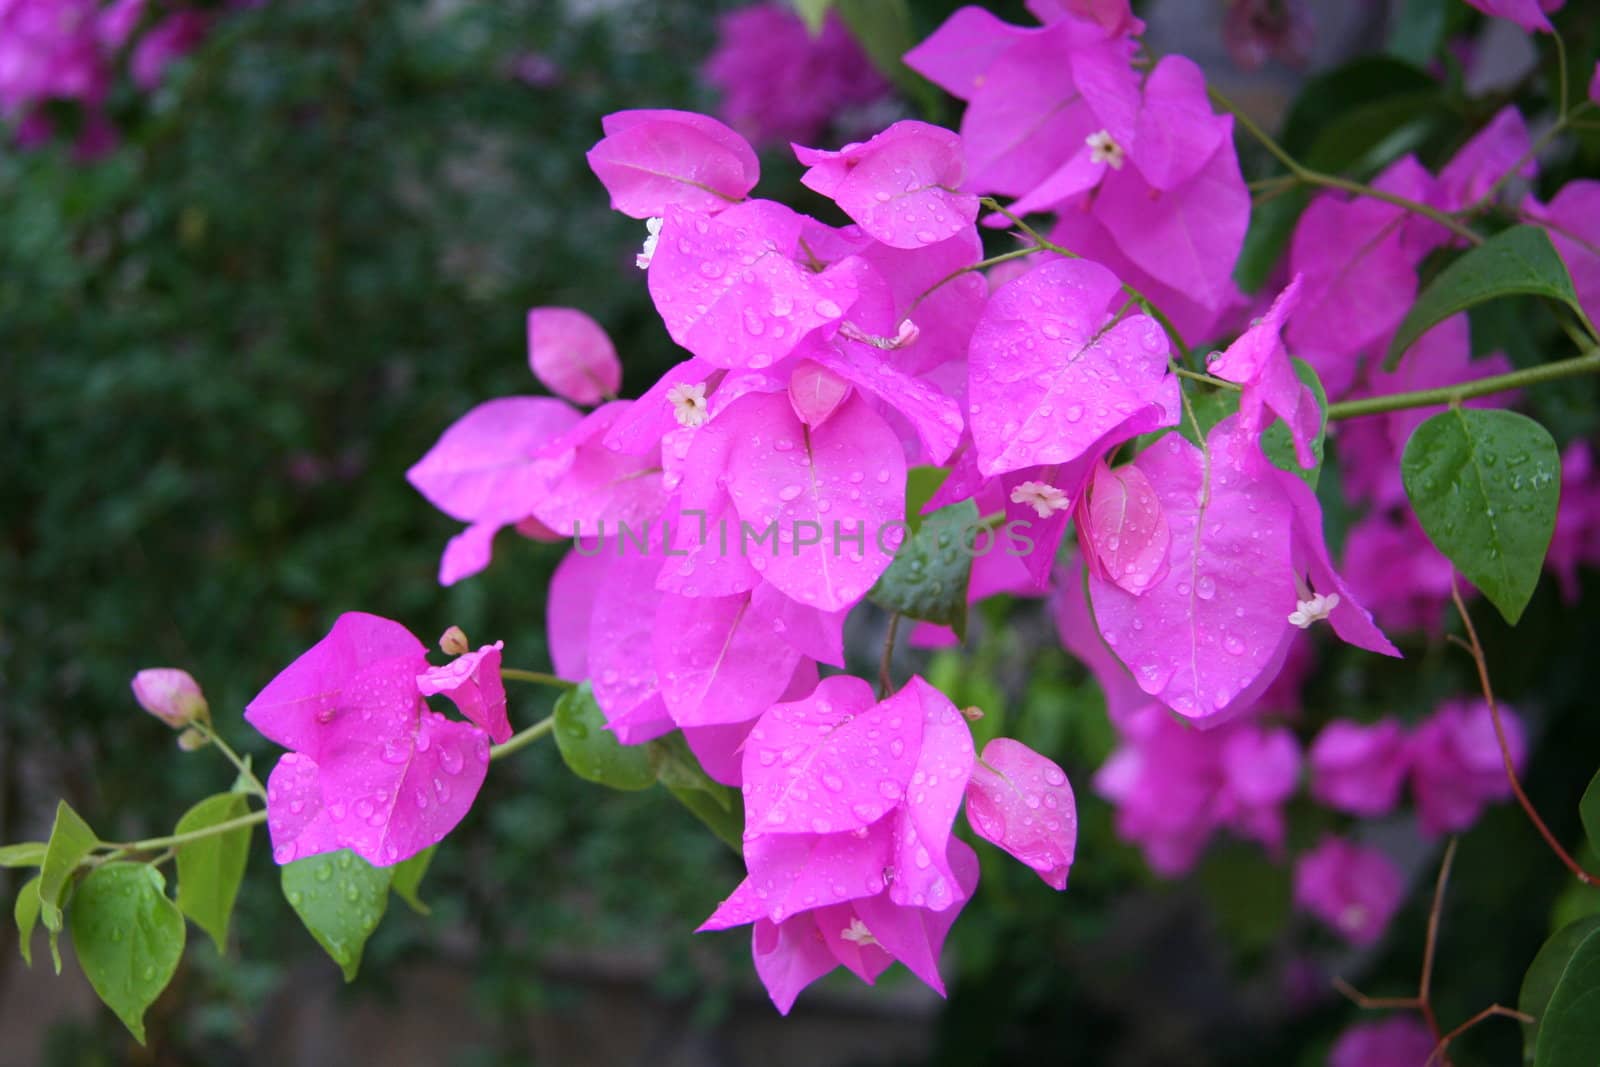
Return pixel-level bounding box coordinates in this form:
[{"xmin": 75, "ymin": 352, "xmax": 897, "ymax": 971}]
[
  {"xmin": 1327, "ymin": 350, "xmax": 1600, "ymax": 421},
  {"xmin": 1449, "ymin": 578, "xmax": 1600, "ymax": 885},
  {"xmin": 1426, "ymin": 1004, "xmax": 1533, "ymax": 1067},
  {"xmin": 500, "ymin": 668, "xmax": 576, "ymax": 690},
  {"xmin": 879, "ymin": 613, "xmax": 902, "ymax": 699}
]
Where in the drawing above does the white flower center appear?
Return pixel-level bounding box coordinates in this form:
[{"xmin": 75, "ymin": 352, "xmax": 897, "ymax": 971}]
[
  {"xmin": 838, "ymin": 318, "xmax": 920, "ymax": 350},
  {"xmin": 1010, "ymin": 480, "xmax": 1071, "ymax": 519},
  {"xmin": 635, "ymin": 216, "xmax": 664, "ymax": 270},
  {"xmin": 666, "ymin": 381, "xmax": 709, "ymax": 427},
  {"xmin": 1288, "ymin": 592, "xmax": 1340, "ymax": 629},
  {"xmin": 1086, "ymin": 129, "xmax": 1126, "ymax": 170},
  {"xmin": 839, "ymin": 918, "xmax": 879, "ymax": 947}
]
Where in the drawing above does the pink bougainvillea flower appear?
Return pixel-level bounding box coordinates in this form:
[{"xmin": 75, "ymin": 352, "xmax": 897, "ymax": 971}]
[
  {"xmin": 902, "ymin": 7, "xmax": 1034, "ymax": 105},
  {"xmin": 968, "ymin": 258, "xmax": 1178, "ymax": 477},
  {"xmin": 129, "ymin": 9, "xmax": 208, "ymax": 91},
  {"xmin": 526, "ymin": 307, "xmax": 622, "ymax": 406},
  {"xmin": 1208, "ymin": 274, "xmax": 1319, "ymax": 468},
  {"xmin": 702, "ymin": 839, "xmax": 980, "ymax": 1013},
  {"xmin": 1094, "ymin": 706, "xmax": 1301, "ymax": 875},
  {"xmin": 1548, "ymin": 441, "xmax": 1600, "ymax": 601},
  {"xmin": 527, "ymin": 402, "xmax": 669, "ymax": 538},
  {"xmin": 701, "ymin": 675, "xmax": 984, "ymax": 1011},
  {"xmin": 1330, "ymin": 1017, "xmax": 1437, "ymax": 1067},
  {"xmin": 416, "ymin": 640, "xmax": 512, "ymax": 744},
  {"xmin": 1026, "ymin": 0, "xmax": 1142, "ymax": 37},
  {"xmin": 1461, "ymin": 0, "xmax": 1564, "ymax": 33},
  {"xmin": 585, "ymin": 108, "xmax": 758, "ymax": 219},
  {"xmin": 965, "ymin": 738, "xmax": 1077, "ymax": 889},
  {"xmin": 1439, "ymin": 106, "xmax": 1534, "ymax": 211},
  {"xmin": 702, "ymin": 4, "xmax": 890, "ymax": 148},
  {"xmin": 646, "ymin": 201, "xmax": 858, "ymax": 370},
  {"xmin": 786, "ymin": 358, "xmax": 853, "ymax": 428},
  {"xmin": 1308, "ymin": 718, "xmax": 1410, "ymax": 817},
  {"xmin": 804, "ymin": 335, "xmax": 966, "ymax": 465},
  {"xmin": 130, "ymin": 668, "xmax": 208, "ymax": 728},
  {"xmin": 1525, "ymin": 181, "xmax": 1600, "ymax": 321},
  {"xmin": 795, "ymin": 121, "xmax": 977, "ymax": 250},
  {"xmin": 1410, "ymin": 697, "xmax": 1527, "ymax": 835},
  {"xmin": 246, "ymin": 613, "xmax": 504, "ymax": 866},
  {"xmin": 1293, "ymin": 836, "xmax": 1405, "ymax": 946}
]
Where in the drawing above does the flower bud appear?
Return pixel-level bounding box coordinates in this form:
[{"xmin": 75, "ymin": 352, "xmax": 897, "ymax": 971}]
[
  {"xmin": 177, "ymin": 727, "xmax": 210, "ymax": 751},
  {"xmin": 131, "ymin": 668, "xmax": 209, "ymax": 728},
  {"xmin": 439, "ymin": 625, "xmax": 471, "ymax": 656}
]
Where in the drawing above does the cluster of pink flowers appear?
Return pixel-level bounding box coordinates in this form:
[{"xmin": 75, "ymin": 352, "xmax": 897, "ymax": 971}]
[
  {"xmin": 222, "ymin": 0, "xmax": 1589, "ymax": 1017},
  {"xmin": 0, "ymin": 0, "xmax": 222, "ymax": 155},
  {"xmin": 702, "ymin": 2, "xmax": 891, "ymax": 148}
]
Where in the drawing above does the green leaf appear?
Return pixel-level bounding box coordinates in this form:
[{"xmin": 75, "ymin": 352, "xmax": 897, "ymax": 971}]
[
  {"xmin": 174, "ymin": 793, "xmax": 252, "ymax": 952},
  {"xmin": 834, "ymin": 0, "xmax": 943, "ymax": 120},
  {"xmin": 554, "ymin": 682, "xmax": 656, "ymax": 791},
  {"xmin": 649, "ymin": 733, "xmax": 743, "ymax": 853},
  {"xmin": 904, "ymin": 464, "xmax": 951, "ymax": 529},
  {"xmin": 1534, "ymin": 925, "xmax": 1600, "ymax": 1067},
  {"xmin": 790, "ymin": 0, "xmax": 833, "ymax": 34},
  {"xmin": 68, "ymin": 863, "xmax": 186, "ymax": 1045},
  {"xmin": 1582, "ymin": 768, "xmax": 1600, "ymax": 859},
  {"xmin": 870, "ymin": 499, "xmax": 978, "ymax": 640},
  {"xmin": 1522, "ymin": 917, "xmax": 1600, "ymax": 1063},
  {"xmin": 1260, "ymin": 358, "xmax": 1329, "ymax": 488},
  {"xmin": 38, "ymin": 800, "xmax": 98, "ymax": 934},
  {"xmin": 14, "ymin": 874, "xmax": 41, "ymax": 968},
  {"xmin": 390, "ymin": 846, "xmax": 435, "ymax": 916},
  {"xmin": 1401, "ymin": 408, "xmax": 1560, "ymax": 624},
  {"xmin": 1385, "ymin": 226, "xmax": 1586, "ymax": 370},
  {"xmin": 281, "ymin": 850, "xmax": 393, "ymax": 982},
  {"xmin": 0, "ymin": 842, "xmax": 47, "ymax": 868}
]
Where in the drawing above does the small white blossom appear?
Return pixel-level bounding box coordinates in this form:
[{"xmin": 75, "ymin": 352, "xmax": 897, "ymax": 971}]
[
  {"xmin": 1288, "ymin": 592, "xmax": 1340, "ymax": 629},
  {"xmin": 1010, "ymin": 480, "xmax": 1071, "ymax": 519},
  {"xmin": 1086, "ymin": 129, "xmax": 1125, "ymax": 170},
  {"xmin": 839, "ymin": 918, "xmax": 879, "ymax": 947},
  {"xmin": 666, "ymin": 381, "xmax": 709, "ymax": 428},
  {"xmin": 635, "ymin": 216, "xmax": 664, "ymax": 270}
]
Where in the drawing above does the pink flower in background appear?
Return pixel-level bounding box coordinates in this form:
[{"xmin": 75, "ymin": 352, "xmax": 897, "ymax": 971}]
[
  {"xmin": 1461, "ymin": 0, "xmax": 1564, "ymax": 33},
  {"xmin": 702, "ymin": 4, "xmax": 890, "ymax": 148},
  {"xmin": 1221, "ymin": 0, "xmax": 1313, "ymax": 71},
  {"xmin": 1410, "ymin": 698, "xmax": 1527, "ymax": 835},
  {"xmin": 1329, "ymin": 1016, "xmax": 1437, "ymax": 1067},
  {"xmin": 245, "ymin": 612, "xmax": 507, "ymax": 866},
  {"xmin": 1341, "ymin": 510, "xmax": 1458, "ymax": 633},
  {"xmin": 1308, "ymin": 718, "xmax": 1410, "ymax": 817},
  {"xmin": 1293, "ymin": 836, "xmax": 1405, "ymax": 946},
  {"xmin": 1525, "ymin": 181, "xmax": 1600, "ymax": 322},
  {"xmin": 1438, "ymin": 106, "xmax": 1535, "ymax": 211},
  {"xmin": 1548, "ymin": 441, "xmax": 1600, "ymax": 600},
  {"xmin": 1094, "ymin": 706, "xmax": 1301, "ymax": 875},
  {"xmin": 130, "ymin": 668, "xmax": 209, "ymax": 728}
]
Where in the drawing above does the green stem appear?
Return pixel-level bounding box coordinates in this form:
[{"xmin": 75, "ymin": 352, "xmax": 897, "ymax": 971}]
[
  {"xmin": 1208, "ymin": 86, "xmax": 1484, "ymax": 246},
  {"xmin": 907, "ymin": 245, "xmax": 1044, "ymax": 316},
  {"xmin": 501, "ymin": 668, "xmax": 575, "ymax": 689},
  {"xmin": 192, "ymin": 721, "xmax": 266, "ymax": 799},
  {"xmin": 488, "ymin": 713, "xmax": 557, "ymax": 760},
  {"xmin": 1175, "ymin": 367, "xmax": 1240, "ymax": 390},
  {"xmin": 1327, "ymin": 349, "xmax": 1600, "ymax": 420}
]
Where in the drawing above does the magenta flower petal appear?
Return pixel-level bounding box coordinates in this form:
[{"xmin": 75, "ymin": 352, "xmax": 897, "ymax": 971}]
[
  {"xmin": 751, "ymin": 913, "xmax": 840, "ymax": 1015},
  {"xmin": 742, "ymin": 675, "xmax": 922, "ymax": 836},
  {"xmin": 130, "ymin": 668, "xmax": 208, "ymax": 728},
  {"xmin": 263, "ymin": 753, "xmax": 342, "ymax": 865},
  {"xmin": 245, "ymin": 612, "xmax": 427, "ymax": 759},
  {"xmin": 406, "ymin": 397, "xmax": 582, "ymax": 524},
  {"xmin": 888, "ymin": 678, "xmax": 976, "ymax": 912},
  {"xmin": 795, "ymin": 121, "xmax": 977, "ymax": 250},
  {"xmin": 1079, "ymin": 460, "xmax": 1171, "ymax": 596},
  {"xmin": 966, "ymin": 738, "xmax": 1078, "ymax": 889},
  {"xmin": 654, "ymin": 591, "xmax": 803, "ymax": 727},
  {"xmin": 585, "ymin": 108, "xmax": 757, "ymax": 219},
  {"xmin": 527, "ymin": 307, "xmax": 622, "ymax": 406}
]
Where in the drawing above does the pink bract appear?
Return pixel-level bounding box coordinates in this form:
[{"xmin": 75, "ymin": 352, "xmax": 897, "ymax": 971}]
[
  {"xmin": 795, "ymin": 121, "xmax": 977, "ymax": 250},
  {"xmin": 1293, "ymin": 836, "xmax": 1404, "ymax": 947},
  {"xmin": 966, "ymin": 738, "xmax": 1078, "ymax": 889},
  {"xmin": 526, "ymin": 307, "xmax": 623, "ymax": 406},
  {"xmin": 1308, "ymin": 718, "xmax": 1410, "ymax": 817},
  {"xmin": 585, "ymin": 109, "xmax": 758, "ymax": 219}
]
